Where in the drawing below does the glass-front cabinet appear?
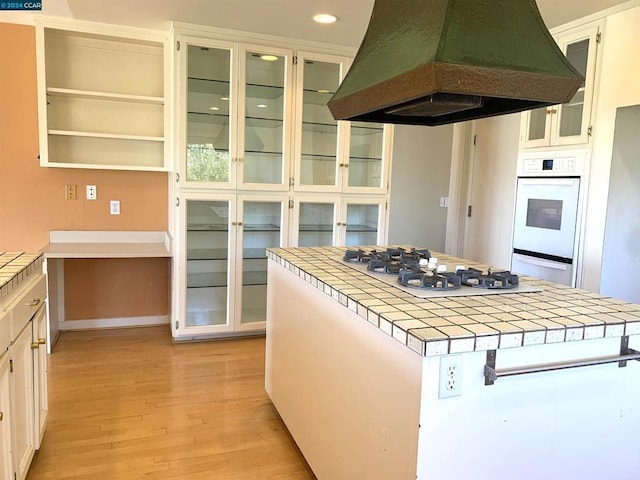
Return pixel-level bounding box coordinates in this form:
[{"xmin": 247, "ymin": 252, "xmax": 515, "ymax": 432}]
[
  {"xmin": 293, "ymin": 52, "xmax": 392, "ymax": 194},
  {"xmin": 521, "ymin": 21, "xmax": 601, "ymax": 148},
  {"xmin": 179, "ymin": 37, "xmax": 292, "ymax": 190},
  {"xmin": 176, "ymin": 192, "xmax": 287, "ymax": 337},
  {"xmin": 172, "ymin": 32, "xmax": 392, "ymax": 340},
  {"xmin": 291, "ymin": 196, "xmax": 386, "ymax": 247}
]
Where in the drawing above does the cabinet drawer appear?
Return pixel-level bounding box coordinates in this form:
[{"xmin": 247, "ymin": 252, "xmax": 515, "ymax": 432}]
[
  {"xmin": 7, "ymin": 274, "xmax": 46, "ymax": 342},
  {"xmin": 0, "ymin": 311, "xmax": 9, "ymax": 354}
]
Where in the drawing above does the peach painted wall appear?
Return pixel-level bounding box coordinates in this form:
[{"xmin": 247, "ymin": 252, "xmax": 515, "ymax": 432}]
[{"xmin": 0, "ymin": 23, "xmax": 170, "ymax": 321}]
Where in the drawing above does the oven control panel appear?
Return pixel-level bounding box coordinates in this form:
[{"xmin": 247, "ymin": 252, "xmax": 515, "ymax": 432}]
[{"xmin": 517, "ymin": 150, "xmax": 588, "ymax": 177}]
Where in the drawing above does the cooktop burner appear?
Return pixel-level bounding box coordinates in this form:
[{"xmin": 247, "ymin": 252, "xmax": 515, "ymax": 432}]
[{"xmin": 340, "ymin": 247, "xmax": 539, "ymax": 297}]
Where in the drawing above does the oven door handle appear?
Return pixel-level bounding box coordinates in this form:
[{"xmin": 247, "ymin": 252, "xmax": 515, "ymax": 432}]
[{"xmin": 514, "ymin": 254, "xmax": 567, "ymax": 271}]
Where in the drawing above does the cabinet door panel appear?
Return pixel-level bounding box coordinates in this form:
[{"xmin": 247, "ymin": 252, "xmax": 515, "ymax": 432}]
[
  {"xmin": 182, "ymin": 196, "xmax": 236, "ymax": 332},
  {"xmin": 32, "ymin": 307, "xmax": 48, "ymax": 449},
  {"xmin": 239, "ymin": 46, "xmax": 292, "ymax": 189},
  {"xmin": 184, "ymin": 41, "xmax": 236, "ymax": 186},
  {"xmin": 295, "ymin": 53, "xmax": 347, "ymax": 191},
  {"xmin": 236, "ymin": 197, "xmax": 287, "ymax": 329},
  {"xmin": 296, "ymin": 201, "xmax": 337, "ymax": 247},
  {"xmin": 10, "ymin": 325, "xmax": 35, "ymax": 480}
]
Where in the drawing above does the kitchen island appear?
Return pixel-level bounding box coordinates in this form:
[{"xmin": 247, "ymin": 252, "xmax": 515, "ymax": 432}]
[{"xmin": 265, "ymin": 246, "xmax": 640, "ymax": 480}]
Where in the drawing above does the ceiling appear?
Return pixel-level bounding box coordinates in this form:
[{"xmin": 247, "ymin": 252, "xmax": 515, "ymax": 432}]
[{"xmin": 35, "ymin": 0, "xmax": 632, "ymax": 47}]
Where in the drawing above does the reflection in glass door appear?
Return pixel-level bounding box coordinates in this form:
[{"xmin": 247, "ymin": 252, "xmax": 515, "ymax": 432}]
[
  {"xmin": 186, "ymin": 44, "xmax": 233, "ymax": 184},
  {"xmin": 348, "ymin": 122, "xmax": 384, "ymax": 188},
  {"xmin": 300, "ymin": 59, "xmax": 342, "ymax": 187},
  {"xmin": 297, "ymin": 202, "xmax": 335, "ymax": 246},
  {"xmin": 558, "ymin": 38, "xmax": 589, "ymax": 138},
  {"xmin": 242, "ymin": 50, "xmax": 288, "ymax": 186},
  {"xmin": 240, "ymin": 201, "xmax": 283, "ymax": 325},
  {"xmin": 345, "ymin": 203, "xmax": 380, "ymax": 246},
  {"xmin": 185, "ymin": 200, "xmax": 230, "ymax": 327}
]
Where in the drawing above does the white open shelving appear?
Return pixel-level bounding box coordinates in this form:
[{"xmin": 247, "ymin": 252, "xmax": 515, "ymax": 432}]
[{"xmin": 35, "ymin": 20, "xmax": 169, "ymax": 171}]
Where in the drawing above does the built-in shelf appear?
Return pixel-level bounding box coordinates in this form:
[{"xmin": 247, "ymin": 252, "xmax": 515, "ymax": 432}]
[
  {"xmin": 298, "ymin": 224, "xmax": 334, "ymax": 232},
  {"xmin": 48, "ymin": 130, "xmax": 164, "ymax": 142},
  {"xmin": 187, "ymin": 248, "xmax": 267, "ymax": 261},
  {"xmin": 346, "ymin": 225, "xmax": 378, "ymax": 233},
  {"xmin": 187, "ymin": 270, "xmax": 267, "ymax": 288},
  {"xmin": 47, "ymin": 87, "xmax": 164, "ymax": 105},
  {"xmin": 38, "ymin": 25, "xmax": 167, "ymax": 171}
]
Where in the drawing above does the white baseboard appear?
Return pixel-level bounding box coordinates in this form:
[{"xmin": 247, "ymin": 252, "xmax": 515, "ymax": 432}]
[{"xmin": 58, "ymin": 315, "xmax": 169, "ymax": 331}]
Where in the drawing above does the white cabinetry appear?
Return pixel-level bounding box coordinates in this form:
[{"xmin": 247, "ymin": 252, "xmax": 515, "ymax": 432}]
[
  {"xmin": 0, "ymin": 270, "xmax": 48, "ymax": 480},
  {"xmin": 171, "ymin": 26, "xmax": 392, "ymax": 340},
  {"xmin": 521, "ymin": 21, "xmax": 602, "ymax": 148},
  {"xmin": 292, "ymin": 195, "xmax": 387, "ymax": 247},
  {"xmin": 32, "ymin": 308, "xmax": 48, "ymax": 449},
  {"xmin": 294, "ymin": 51, "xmax": 392, "ymax": 194},
  {"xmin": 174, "ymin": 192, "xmax": 288, "ymax": 338},
  {"xmin": 9, "ymin": 325, "xmax": 35, "ymax": 480},
  {"xmin": 177, "ymin": 36, "xmax": 294, "ymax": 190},
  {"xmin": 35, "ymin": 20, "xmax": 168, "ymax": 171}
]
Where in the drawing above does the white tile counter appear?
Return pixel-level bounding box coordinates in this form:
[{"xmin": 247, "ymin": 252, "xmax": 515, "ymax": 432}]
[
  {"xmin": 267, "ymin": 246, "xmax": 640, "ymax": 356},
  {"xmin": 0, "ymin": 252, "xmax": 44, "ymax": 304}
]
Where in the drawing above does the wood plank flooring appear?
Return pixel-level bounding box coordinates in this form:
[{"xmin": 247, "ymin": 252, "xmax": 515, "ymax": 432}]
[{"xmin": 27, "ymin": 326, "xmax": 315, "ymax": 480}]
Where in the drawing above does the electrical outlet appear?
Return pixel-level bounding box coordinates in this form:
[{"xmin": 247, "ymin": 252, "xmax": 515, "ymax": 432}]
[
  {"xmin": 64, "ymin": 184, "xmax": 77, "ymax": 200},
  {"xmin": 86, "ymin": 185, "xmax": 97, "ymax": 200},
  {"xmin": 110, "ymin": 200, "xmax": 120, "ymax": 215},
  {"xmin": 439, "ymin": 355, "xmax": 462, "ymax": 398}
]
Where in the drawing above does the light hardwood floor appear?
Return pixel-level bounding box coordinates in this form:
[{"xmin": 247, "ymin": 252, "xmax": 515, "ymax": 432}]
[{"xmin": 27, "ymin": 326, "xmax": 315, "ymax": 480}]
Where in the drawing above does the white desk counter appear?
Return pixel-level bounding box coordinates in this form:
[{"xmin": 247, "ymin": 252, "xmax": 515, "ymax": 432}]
[{"xmin": 41, "ymin": 231, "xmax": 172, "ymax": 349}]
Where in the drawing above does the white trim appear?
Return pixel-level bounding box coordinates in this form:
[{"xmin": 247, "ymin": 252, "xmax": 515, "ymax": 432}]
[
  {"xmin": 34, "ymin": 15, "xmax": 169, "ymax": 42},
  {"xmin": 550, "ymin": 0, "xmax": 640, "ymax": 34},
  {"xmin": 58, "ymin": 315, "xmax": 169, "ymax": 331},
  {"xmin": 171, "ymin": 21, "xmax": 357, "ymax": 56}
]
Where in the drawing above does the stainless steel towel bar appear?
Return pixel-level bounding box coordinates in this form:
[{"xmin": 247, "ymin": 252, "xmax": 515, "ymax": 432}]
[{"xmin": 484, "ymin": 336, "xmax": 639, "ymax": 385}]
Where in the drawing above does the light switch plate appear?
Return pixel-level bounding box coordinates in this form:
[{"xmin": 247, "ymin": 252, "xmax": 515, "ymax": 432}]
[{"xmin": 110, "ymin": 200, "xmax": 120, "ymax": 215}]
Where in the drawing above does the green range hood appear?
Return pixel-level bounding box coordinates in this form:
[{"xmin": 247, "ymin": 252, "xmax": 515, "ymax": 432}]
[{"xmin": 327, "ymin": 0, "xmax": 584, "ymax": 126}]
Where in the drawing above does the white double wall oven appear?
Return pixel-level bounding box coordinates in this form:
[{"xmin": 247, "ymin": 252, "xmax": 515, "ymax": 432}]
[{"xmin": 511, "ymin": 150, "xmax": 590, "ymax": 287}]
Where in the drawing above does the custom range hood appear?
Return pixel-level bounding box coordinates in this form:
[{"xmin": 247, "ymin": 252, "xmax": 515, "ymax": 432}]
[{"xmin": 327, "ymin": 0, "xmax": 584, "ymax": 126}]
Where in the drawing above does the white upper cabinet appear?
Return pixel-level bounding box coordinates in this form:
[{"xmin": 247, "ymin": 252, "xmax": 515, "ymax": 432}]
[
  {"xmin": 521, "ymin": 20, "xmax": 602, "ymax": 148},
  {"xmin": 177, "ymin": 36, "xmax": 293, "ymax": 190},
  {"xmin": 293, "ymin": 51, "xmax": 392, "ymax": 194},
  {"xmin": 35, "ymin": 20, "xmax": 169, "ymax": 171}
]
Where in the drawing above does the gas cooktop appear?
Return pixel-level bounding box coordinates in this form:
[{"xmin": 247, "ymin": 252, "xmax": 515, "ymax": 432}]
[{"xmin": 341, "ymin": 247, "xmax": 540, "ymax": 298}]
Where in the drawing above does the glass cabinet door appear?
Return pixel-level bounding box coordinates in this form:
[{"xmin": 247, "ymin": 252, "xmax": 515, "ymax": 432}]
[
  {"xmin": 346, "ymin": 122, "xmax": 386, "ymax": 191},
  {"xmin": 184, "ymin": 40, "xmax": 236, "ymax": 187},
  {"xmin": 236, "ymin": 198, "xmax": 286, "ymax": 329},
  {"xmin": 554, "ymin": 24, "xmax": 599, "ymax": 144},
  {"xmin": 183, "ymin": 196, "xmax": 236, "ymax": 332},
  {"xmin": 295, "ymin": 53, "xmax": 348, "ymax": 191},
  {"xmin": 342, "ymin": 201, "xmax": 384, "ymax": 247},
  {"xmin": 239, "ymin": 47, "xmax": 291, "ymax": 189},
  {"xmin": 295, "ymin": 200, "xmax": 337, "ymax": 247}
]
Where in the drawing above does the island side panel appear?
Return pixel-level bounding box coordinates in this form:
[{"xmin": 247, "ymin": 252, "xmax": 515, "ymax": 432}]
[
  {"xmin": 265, "ymin": 259, "xmax": 422, "ymax": 480},
  {"xmin": 416, "ymin": 337, "xmax": 640, "ymax": 480}
]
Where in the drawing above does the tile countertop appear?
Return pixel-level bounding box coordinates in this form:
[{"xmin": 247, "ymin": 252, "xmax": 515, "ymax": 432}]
[
  {"xmin": 266, "ymin": 246, "xmax": 640, "ymax": 357},
  {"xmin": 0, "ymin": 253, "xmax": 44, "ymax": 303}
]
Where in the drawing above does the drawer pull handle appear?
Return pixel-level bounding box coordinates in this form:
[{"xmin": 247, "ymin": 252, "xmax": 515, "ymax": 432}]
[{"xmin": 27, "ymin": 298, "xmax": 41, "ymax": 307}]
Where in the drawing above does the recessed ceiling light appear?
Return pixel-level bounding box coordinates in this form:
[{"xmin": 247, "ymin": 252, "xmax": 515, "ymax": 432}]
[
  {"xmin": 209, "ymin": 107, "xmax": 219, "ymax": 111},
  {"xmin": 312, "ymin": 13, "xmax": 338, "ymax": 24},
  {"xmin": 317, "ymin": 89, "xmax": 331, "ymax": 94},
  {"xmin": 260, "ymin": 54, "xmax": 279, "ymax": 61},
  {"xmin": 221, "ymin": 96, "xmax": 229, "ymax": 101},
  {"xmin": 257, "ymin": 104, "xmax": 268, "ymax": 108}
]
